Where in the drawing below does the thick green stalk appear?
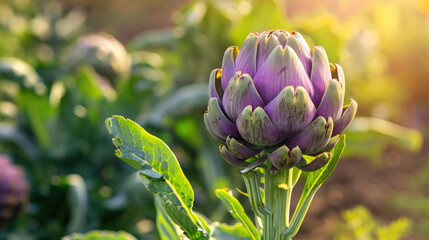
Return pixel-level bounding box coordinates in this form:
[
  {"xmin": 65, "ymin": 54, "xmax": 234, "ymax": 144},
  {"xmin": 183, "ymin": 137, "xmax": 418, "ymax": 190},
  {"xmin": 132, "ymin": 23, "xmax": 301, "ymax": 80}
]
[{"xmin": 264, "ymin": 164, "xmax": 290, "ymax": 240}]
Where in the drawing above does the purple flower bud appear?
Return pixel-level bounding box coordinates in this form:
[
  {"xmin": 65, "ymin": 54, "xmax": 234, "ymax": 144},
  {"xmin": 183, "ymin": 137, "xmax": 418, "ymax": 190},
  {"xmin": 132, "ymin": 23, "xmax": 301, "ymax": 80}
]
[
  {"xmin": 204, "ymin": 30, "xmax": 357, "ymax": 170},
  {"xmin": 0, "ymin": 155, "xmax": 28, "ymax": 228}
]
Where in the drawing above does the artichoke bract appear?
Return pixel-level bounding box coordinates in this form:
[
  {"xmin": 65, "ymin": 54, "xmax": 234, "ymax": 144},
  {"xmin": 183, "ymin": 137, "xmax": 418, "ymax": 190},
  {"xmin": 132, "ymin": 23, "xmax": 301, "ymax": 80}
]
[
  {"xmin": 204, "ymin": 30, "xmax": 357, "ymax": 171},
  {"xmin": 0, "ymin": 155, "xmax": 28, "ymax": 228}
]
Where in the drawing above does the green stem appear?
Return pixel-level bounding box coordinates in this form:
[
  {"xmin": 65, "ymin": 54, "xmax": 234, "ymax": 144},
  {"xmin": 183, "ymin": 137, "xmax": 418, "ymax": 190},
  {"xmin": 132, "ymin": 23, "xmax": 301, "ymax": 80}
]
[
  {"xmin": 242, "ymin": 171, "xmax": 272, "ymax": 240},
  {"xmin": 282, "ymin": 186, "xmax": 320, "ymax": 239},
  {"xmin": 264, "ymin": 164, "xmax": 290, "ymax": 240}
]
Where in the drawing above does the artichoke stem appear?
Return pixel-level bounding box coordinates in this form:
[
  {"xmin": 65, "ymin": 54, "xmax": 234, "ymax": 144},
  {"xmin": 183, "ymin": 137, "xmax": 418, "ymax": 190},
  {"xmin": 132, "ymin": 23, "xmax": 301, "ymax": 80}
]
[{"xmin": 264, "ymin": 162, "xmax": 291, "ymax": 240}]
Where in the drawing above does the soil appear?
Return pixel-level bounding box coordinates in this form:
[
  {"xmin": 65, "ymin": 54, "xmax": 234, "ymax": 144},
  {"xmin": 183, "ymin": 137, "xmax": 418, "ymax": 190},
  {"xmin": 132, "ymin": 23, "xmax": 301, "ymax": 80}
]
[{"xmin": 296, "ymin": 144, "xmax": 428, "ymax": 240}]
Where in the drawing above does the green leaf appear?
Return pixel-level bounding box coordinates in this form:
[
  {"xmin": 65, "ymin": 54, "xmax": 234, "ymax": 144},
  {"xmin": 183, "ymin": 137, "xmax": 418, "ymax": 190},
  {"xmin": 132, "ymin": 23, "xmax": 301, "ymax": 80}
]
[
  {"xmin": 291, "ymin": 167, "xmax": 302, "ymax": 188},
  {"xmin": 155, "ymin": 197, "xmax": 181, "ymax": 240},
  {"xmin": 18, "ymin": 91, "xmax": 56, "ymax": 148},
  {"xmin": 75, "ymin": 67, "xmax": 104, "ymax": 101},
  {"xmin": 283, "ymin": 135, "xmax": 346, "ymax": 238},
  {"xmin": 215, "ymin": 189, "xmax": 260, "ymax": 240},
  {"xmin": 194, "ymin": 211, "xmax": 211, "ymax": 235},
  {"xmin": 164, "ymin": 200, "xmax": 209, "ymax": 240},
  {"xmin": 105, "ymin": 115, "xmax": 207, "ymax": 236},
  {"xmin": 61, "ymin": 230, "xmax": 137, "ymax": 240},
  {"xmin": 210, "ymin": 222, "xmax": 253, "ymax": 240},
  {"xmin": 106, "ymin": 115, "xmax": 194, "ymax": 209}
]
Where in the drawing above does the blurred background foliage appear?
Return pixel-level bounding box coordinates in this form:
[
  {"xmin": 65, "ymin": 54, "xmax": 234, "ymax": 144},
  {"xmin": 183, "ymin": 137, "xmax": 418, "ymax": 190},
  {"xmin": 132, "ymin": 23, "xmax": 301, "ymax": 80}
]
[{"xmin": 0, "ymin": 0, "xmax": 427, "ymax": 239}]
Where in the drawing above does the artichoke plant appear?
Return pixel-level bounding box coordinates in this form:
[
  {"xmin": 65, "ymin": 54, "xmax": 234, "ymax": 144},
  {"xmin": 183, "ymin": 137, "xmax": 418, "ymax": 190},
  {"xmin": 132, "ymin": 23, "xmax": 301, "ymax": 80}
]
[
  {"xmin": 0, "ymin": 155, "xmax": 28, "ymax": 228},
  {"xmin": 204, "ymin": 30, "xmax": 357, "ymax": 171},
  {"xmin": 65, "ymin": 33, "xmax": 131, "ymax": 84},
  {"xmin": 105, "ymin": 29, "xmax": 358, "ymax": 240}
]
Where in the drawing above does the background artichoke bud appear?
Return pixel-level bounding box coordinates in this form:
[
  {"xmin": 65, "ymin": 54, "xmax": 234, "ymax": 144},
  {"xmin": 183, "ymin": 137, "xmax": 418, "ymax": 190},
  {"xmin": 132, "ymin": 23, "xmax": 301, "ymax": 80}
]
[
  {"xmin": 204, "ymin": 30, "xmax": 357, "ymax": 171},
  {"xmin": 65, "ymin": 33, "xmax": 131, "ymax": 85},
  {"xmin": 0, "ymin": 155, "xmax": 29, "ymax": 229}
]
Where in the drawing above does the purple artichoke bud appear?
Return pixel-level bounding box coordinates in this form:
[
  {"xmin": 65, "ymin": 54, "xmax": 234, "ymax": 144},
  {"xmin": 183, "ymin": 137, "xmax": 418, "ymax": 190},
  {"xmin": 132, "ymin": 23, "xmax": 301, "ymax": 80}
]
[
  {"xmin": 0, "ymin": 155, "xmax": 29, "ymax": 229},
  {"xmin": 65, "ymin": 33, "xmax": 131, "ymax": 84},
  {"xmin": 204, "ymin": 30, "xmax": 357, "ymax": 170}
]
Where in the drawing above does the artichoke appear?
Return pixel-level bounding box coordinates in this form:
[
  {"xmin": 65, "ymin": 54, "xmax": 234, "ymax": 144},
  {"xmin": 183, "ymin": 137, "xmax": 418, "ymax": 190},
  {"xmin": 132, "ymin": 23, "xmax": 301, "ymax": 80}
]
[
  {"xmin": 204, "ymin": 30, "xmax": 357, "ymax": 171},
  {"xmin": 0, "ymin": 155, "xmax": 28, "ymax": 228},
  {"xmin": 65, "ymin": 33, "xmax": 131, "ymax": 84}
]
